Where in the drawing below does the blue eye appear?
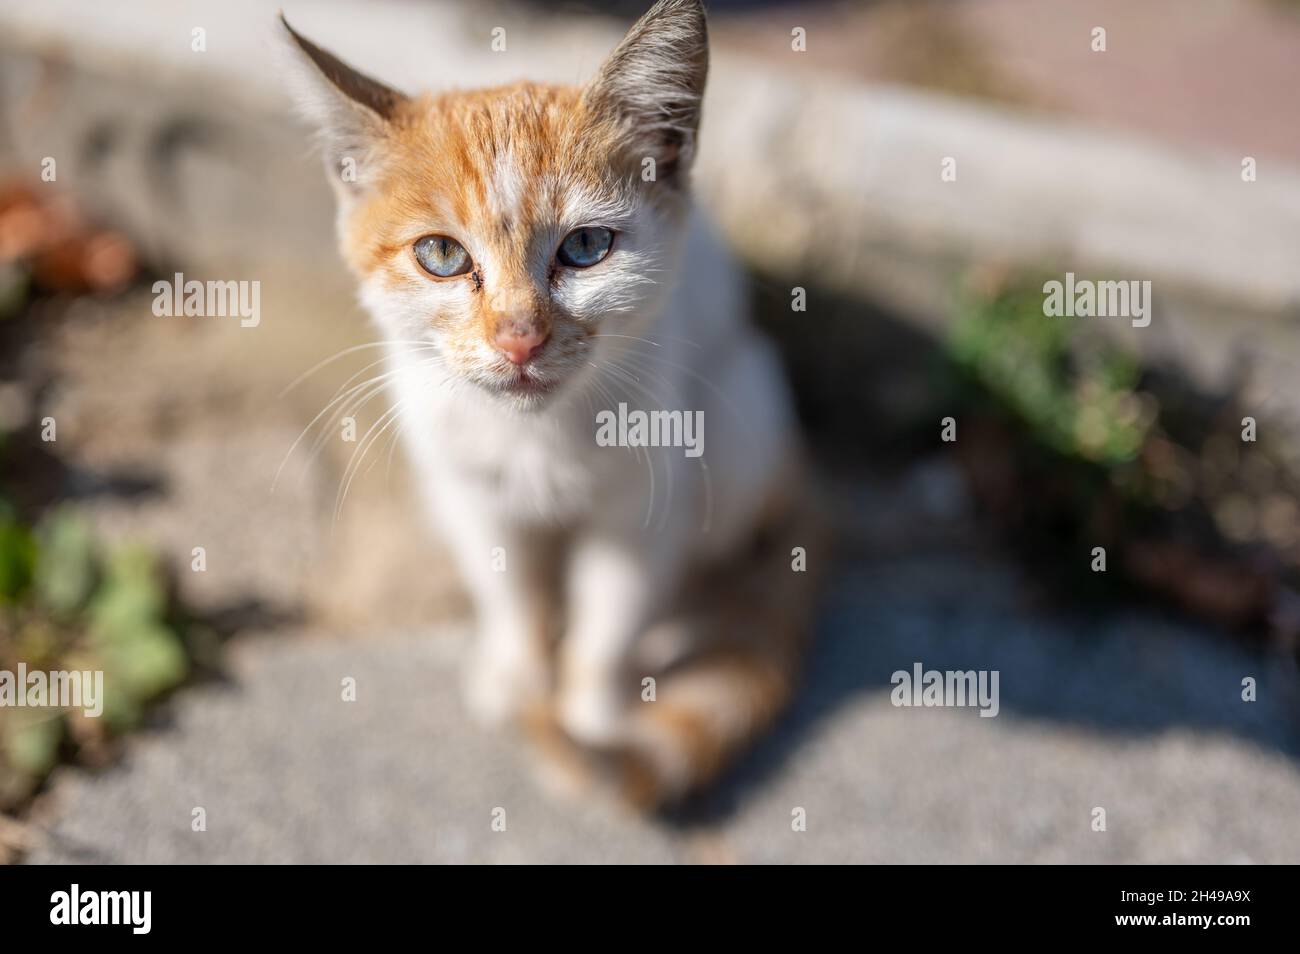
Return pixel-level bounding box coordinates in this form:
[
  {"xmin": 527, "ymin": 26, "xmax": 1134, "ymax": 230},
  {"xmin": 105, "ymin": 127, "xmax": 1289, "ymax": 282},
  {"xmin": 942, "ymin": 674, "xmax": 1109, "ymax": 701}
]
[
  {"xmin": 414, "ymin": 235, "xmax": 472, "ymax": 278},
  {"xmin": 557, "ymin": 227, "xmax": 613, "ymax": 268}
]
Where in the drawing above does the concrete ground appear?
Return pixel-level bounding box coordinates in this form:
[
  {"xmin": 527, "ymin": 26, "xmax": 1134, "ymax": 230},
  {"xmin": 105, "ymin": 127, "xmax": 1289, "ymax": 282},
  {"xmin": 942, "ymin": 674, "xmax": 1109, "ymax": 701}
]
[{"xmin": 24, "ymin": 550, "xmax": 1300, "ymax": 864}]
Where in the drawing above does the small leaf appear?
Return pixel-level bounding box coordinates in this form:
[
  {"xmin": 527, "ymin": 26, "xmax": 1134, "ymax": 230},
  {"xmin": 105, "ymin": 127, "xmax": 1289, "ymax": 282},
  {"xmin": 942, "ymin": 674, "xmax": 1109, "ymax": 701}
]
[
  {"xmin": 87, "ymin": 546, "xmax": 166, "ymax": 639},
  {"xmin": 4, "ymin": 713, "xmax": 63, "ymax": 777},
  {"xmin": 34, "ymin": 508, "xmax": 97, "ymax": 615},
  {"xmin": 0, "ymin": 517, "xmax": 36, "ymax": 603}
]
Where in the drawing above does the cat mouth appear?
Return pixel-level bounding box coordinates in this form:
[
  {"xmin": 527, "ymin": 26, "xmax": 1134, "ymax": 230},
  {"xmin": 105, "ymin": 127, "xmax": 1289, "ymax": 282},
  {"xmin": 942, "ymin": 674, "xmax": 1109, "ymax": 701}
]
[{"xmin": 497, "ymin": 370, "xmax": 556, "ymax": 398}]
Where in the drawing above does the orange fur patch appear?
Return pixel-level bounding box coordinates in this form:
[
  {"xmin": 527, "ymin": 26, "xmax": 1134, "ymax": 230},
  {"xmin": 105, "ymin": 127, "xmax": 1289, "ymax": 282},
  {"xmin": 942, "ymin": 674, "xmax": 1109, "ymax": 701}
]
[{"xmin": 342, "ymin": 84, "xmax": 631, "ymax": 339}]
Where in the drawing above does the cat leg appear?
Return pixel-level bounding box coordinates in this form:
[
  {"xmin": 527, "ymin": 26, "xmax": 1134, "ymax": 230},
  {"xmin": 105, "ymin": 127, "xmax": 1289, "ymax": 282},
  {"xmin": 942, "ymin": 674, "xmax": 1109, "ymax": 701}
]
[
  {"xmin": 539, "ymin": 455, "xmax": 822, "ymax": 808},
  {"xmin": 437, "ymin": 501, "xmax": 556, "ymax": 727},
  {"xmin": 557, "ymin": 530, "xmax": 684, "ymax": 746}
]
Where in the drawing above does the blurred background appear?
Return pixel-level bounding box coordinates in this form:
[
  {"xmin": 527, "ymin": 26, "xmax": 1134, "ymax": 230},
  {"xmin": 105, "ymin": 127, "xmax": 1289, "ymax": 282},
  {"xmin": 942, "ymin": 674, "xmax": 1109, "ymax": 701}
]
[{"xmin": 1, "ymin": 0, "xmax": 1299, "ymax": 863}]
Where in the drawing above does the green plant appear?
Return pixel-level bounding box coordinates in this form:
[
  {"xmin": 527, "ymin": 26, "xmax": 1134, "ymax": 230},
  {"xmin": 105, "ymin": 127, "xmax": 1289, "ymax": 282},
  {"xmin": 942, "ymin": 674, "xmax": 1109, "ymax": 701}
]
[
  {"xmin": 0, "ymin": 506, "xmax": 189, "ymax": 808},
  {"xmin": 948, "ymin": 277, "xmax": 1154, "ymax": 467}
]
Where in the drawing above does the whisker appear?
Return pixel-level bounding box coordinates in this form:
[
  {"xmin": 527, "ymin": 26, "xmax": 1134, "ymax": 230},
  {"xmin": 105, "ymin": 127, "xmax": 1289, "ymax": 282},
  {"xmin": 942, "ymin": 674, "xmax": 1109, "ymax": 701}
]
[
  {"xmin": 334, "ymin": 396, "xmax": 409, "ymax": 525},
  {"xmin": 274, "ymin": 356, "xmax": 440, "ymax": 493},
  {"xmin": 278, "ymin": 339, "xmax": 441, "ymax": 398},
  {"xmin": 615, "ymin": 346, "xmax": 760, "ymax": 450},
  {"xmin": 586, "ymin": 363, "xmax": 658, "ymax": 528},
  {"xmin": 589, "ymin": 351, "xmax": 713, "ymax": 535},
  {"xmin": 587, "ymin": 331, "xmax": 701, "ymax": 350},
  {"xmin": 274, "ymin": 372, "xmax": 397, "ymax": 493},
  {"xmin": 586, "ymin": 333, "xmax": 661, "ymax": 348},
  {"xmin": 384, "ymin": 418, "xmax": 407, "ymax": 487},
  {"xmin": 275, "ymin": 368, "xmax": 407, "ymax": 492}
]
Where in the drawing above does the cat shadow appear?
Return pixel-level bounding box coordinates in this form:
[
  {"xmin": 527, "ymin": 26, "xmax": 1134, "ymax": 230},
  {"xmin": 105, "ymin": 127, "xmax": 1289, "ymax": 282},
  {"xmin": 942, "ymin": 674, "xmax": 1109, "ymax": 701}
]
[
  {"xmin": 662, "ymin": 555, "xmax": 1300, "ymax": 828},
  {"xmin": 649, "ymin": 268, "xmax": 1300, "ymax": 829}
]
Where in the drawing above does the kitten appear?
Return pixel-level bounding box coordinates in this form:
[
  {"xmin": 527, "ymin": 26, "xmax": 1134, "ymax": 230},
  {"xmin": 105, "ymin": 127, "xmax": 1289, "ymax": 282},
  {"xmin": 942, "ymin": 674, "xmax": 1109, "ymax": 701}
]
[{"xmin": 282, "ymin": 0, "xmax": 821, "ymax": 808}]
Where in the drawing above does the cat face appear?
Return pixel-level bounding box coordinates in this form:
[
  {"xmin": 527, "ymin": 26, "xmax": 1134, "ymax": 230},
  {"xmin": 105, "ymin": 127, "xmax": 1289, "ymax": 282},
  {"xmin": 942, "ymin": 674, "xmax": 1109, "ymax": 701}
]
[
  {"xmin": 343, "ymin": 83, "xmax": 672, "ymax": 411},
  {"xmin": 282, "ymin": 0, "xmax": 708, "ymax": 412}
]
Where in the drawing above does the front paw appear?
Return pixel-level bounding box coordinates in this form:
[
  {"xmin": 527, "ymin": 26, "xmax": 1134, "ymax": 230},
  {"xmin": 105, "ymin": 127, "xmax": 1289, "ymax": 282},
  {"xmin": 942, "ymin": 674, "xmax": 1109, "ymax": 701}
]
[
  {"xmin": 462, "ymin": 646, "xmax": 549, "ymax": 728},
  {"xmin": 557, "ymin": 674, "xmax": 628, "ymax": 747}
]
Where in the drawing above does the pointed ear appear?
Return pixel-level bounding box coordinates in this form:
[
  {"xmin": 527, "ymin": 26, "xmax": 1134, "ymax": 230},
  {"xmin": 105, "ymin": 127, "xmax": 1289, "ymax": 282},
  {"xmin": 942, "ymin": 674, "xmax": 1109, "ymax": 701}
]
[
  {"xmin": 278, "ymin": 13, "xmax": 408, "ymax": 189},
  {"xmin": 583, "ymin": 0, "xmax": 708, "ymax": 185}
]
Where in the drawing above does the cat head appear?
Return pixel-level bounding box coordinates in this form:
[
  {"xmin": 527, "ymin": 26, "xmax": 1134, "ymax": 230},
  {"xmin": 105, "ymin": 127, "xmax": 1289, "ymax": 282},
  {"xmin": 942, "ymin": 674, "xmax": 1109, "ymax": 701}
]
[{"xmin": 281, "ymin": 0, "xmax": 708, "ymax": 411}]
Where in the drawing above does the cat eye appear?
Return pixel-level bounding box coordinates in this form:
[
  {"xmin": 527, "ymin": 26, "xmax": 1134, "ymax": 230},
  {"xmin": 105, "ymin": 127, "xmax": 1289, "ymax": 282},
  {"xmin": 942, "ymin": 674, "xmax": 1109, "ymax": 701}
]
[
  {"xmin": 556, "ymin": 227, "xmax": 614, "ymax": 268},
  {"xmin": 413, "ymin": 235, "xmax": 472, "ymax": 278}
]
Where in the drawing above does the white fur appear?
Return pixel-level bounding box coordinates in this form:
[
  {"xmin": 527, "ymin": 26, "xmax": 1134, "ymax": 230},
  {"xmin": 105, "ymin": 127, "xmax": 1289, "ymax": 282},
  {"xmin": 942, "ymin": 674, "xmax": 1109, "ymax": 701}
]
[
  {"xmin": 372, "ymin": 206, "xmax": 795, "ymax": 739},
  {"xmin": 286, "ymin": 0, "xmax": 796, "ymax": 744}
]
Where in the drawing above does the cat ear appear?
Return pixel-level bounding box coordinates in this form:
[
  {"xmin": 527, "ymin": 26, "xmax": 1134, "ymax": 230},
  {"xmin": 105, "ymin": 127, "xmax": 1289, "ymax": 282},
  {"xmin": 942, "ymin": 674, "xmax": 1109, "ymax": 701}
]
[
  {"xmin": 583, "ymin": 0, "xmax": 709, "ymax": 184},
  {"xmin": 278, "ymin": 13, "xmax": 408, "ymax": 188}
]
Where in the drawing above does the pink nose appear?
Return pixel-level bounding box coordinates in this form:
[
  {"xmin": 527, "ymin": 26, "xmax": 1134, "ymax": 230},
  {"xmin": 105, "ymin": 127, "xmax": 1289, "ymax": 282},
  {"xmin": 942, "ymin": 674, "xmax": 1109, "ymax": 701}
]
[{"xmin": 495, "ymin": 326, "xmax": 548, "ymax": 366}]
